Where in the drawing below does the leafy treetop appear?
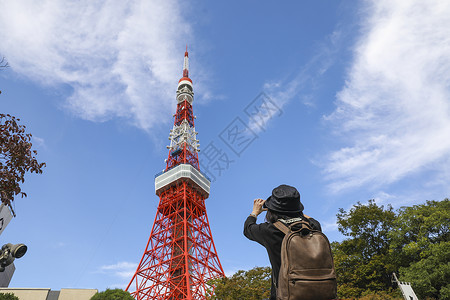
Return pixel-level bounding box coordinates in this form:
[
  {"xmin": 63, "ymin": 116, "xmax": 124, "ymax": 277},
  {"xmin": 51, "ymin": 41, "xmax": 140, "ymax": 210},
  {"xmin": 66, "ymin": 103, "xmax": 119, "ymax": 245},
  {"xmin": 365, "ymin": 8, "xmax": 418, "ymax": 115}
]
[
  {"xmin": 90, "ymin": 289, "xmax": 134, "ymax": 300},
  {"xmin": 0, "ymin": 114, "xmax": 46, "ymax": 216},
  {"xmin": 333, "ymin": 198, "xmax": 449, "ymax": 300},
  {"xmin": 208, "ymin": 266, "xmax": 271, "ymax": 300},
  {"xmin": 0, "ymin": 293, "xmax": 19, "ymax": 300}
]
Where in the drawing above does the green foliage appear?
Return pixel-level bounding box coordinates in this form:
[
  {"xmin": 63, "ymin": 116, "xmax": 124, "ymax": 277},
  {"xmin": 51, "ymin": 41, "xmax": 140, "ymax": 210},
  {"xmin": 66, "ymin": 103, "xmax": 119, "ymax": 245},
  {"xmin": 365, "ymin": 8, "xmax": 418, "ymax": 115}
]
[
  {"xmin": 337, "ymin": 200, "xmax": 396, "ymax": 259},
  {"xmin": 0, "ymin": 293, "xmax": 19, "ymax": 300},
  {"xmin": 391, "ymin": 199, "xmax": 450, "ymax": 300},
  {"xmin": 389, "ymin": 199, "xmax": 450, "ymax": 267},
  {"xmin": 90, "ymin": 288, "xmax": 134, "ymax": 300},
  {"xmin": 357, "ymin": 290, "xmax": 402, "ymax": 300},
  {"xmin": 334, "ymin": 200, "xmax": 396, "ymax": 298},
  {"xmin": 208, "ymin": 266, "xmax": 271, "ymax": 300},
  {"xmin": 333, "ymin": 199, "xmax": 449, "ymax": 299},
  {"xmin": 0, "ymin": 114, "xmax": 46, "ymax": 216},
  {"xmin": 399, "ymin": 241, "xmax": 450, "ymax": 299}
]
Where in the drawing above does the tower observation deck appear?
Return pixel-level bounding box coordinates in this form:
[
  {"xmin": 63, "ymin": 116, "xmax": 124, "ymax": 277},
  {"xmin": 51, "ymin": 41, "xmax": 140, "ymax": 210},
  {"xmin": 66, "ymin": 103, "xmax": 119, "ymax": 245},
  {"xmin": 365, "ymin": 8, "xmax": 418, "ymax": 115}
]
[{"xmin": 126, "ymin": 49, "xmax": 225, "ymax": 299}]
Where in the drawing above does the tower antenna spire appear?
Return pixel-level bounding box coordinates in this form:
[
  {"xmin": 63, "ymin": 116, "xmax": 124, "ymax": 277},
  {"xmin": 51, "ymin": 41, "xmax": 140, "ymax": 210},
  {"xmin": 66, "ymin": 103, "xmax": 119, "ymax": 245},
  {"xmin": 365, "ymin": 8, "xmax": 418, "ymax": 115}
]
[{"xmin": 183, "ymin": 45, "xmax": 189, "ymax": 78}]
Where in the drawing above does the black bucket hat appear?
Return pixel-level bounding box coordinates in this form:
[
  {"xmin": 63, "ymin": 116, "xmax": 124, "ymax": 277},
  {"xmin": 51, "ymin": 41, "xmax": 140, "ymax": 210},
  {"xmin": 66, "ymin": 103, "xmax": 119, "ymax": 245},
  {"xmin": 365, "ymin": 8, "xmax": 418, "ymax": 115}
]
[{"xmin": 263, "ymin": 184, "xmax": 303, "ymax": 214}]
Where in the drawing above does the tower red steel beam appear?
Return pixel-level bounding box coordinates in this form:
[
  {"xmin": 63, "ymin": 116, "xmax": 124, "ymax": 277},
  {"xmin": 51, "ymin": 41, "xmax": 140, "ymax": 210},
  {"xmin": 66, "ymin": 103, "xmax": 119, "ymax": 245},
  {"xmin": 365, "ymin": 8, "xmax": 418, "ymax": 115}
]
[{"xmin": 126, "ymin": 49, "xmax": 225, "ymax": 299}]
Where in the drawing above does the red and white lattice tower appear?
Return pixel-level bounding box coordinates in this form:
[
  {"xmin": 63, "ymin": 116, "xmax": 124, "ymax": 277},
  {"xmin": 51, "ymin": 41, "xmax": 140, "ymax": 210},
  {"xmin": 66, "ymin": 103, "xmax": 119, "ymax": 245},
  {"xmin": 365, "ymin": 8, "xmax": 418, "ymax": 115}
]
[{"xmin": 126, "ymin": 48, "xmax": 225, "ymax": 300}]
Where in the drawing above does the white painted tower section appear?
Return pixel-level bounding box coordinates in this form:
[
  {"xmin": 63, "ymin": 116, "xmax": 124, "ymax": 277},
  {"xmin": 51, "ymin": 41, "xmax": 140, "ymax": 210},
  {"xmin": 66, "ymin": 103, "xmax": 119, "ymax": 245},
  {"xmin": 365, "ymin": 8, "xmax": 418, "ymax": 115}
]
[
  {"xmin": 155, "ymin": 47, "xmax": 208, "ymax": 196},
  {"xmin": 167, "ymin": 119, "xmax": 199, "ymax": 153}
]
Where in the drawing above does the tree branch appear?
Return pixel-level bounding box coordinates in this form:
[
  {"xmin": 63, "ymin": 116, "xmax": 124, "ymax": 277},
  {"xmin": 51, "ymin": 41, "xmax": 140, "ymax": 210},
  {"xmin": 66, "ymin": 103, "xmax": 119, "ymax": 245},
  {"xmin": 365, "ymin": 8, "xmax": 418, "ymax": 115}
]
[{"xmin": 0, "ymin": 57, "xmax": 9, "ymax": 68}]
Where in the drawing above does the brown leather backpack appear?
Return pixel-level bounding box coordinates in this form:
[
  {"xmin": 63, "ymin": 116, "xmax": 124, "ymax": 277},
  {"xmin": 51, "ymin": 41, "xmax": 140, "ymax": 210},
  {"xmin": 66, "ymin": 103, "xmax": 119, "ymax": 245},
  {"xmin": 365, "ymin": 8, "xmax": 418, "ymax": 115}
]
[{"xmin": 273, "ymin": 220, "xmax": 337, "ymax": 300}]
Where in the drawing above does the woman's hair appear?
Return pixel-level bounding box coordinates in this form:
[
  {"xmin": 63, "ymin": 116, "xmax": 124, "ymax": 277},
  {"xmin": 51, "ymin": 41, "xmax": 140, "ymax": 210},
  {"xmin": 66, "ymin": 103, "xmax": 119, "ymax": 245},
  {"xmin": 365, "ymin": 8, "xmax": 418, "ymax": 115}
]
[{"xmin": 265, "ymin": 209, "xmax": 302, "ymax": 223}]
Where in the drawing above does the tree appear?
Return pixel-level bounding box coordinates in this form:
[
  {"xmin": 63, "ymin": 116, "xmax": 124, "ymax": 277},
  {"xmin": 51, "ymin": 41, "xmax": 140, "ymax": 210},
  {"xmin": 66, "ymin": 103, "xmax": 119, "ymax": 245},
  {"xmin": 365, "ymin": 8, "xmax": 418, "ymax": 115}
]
[
  {"xmin": 0, "ymin": 114, "xmax": 45, "ymax": 216},
  {"xmin": 90, "ymin": 288, "xmax": 134, "ymax": 300},
  {"xmin": 333, "ymin": 198, "xmax": 449, "ymax": 299},
  {"xmin": 208, "ymin": 266, "xmax": 272, "ymax": 300},
  {"xmin": 399, "ymin": 242, "xmax": 450, "ymax": 300},
  {"xmin": 336, "ymin": 199, "xmax": 396, "ymax": 260},
  {"xmin": 389, "ymin": 199, "xmax": 449, "ymax": 266},
  {"xmin": 333, "ymin": 200, "xmax": 397, "ymax": 298},
  {"xmin": 0, "ymin": 293, "xmax": 19, "ymax": 300},
  {"xmin": 390, "ymin": 199, "xmax": 450, "ymax": 299}
]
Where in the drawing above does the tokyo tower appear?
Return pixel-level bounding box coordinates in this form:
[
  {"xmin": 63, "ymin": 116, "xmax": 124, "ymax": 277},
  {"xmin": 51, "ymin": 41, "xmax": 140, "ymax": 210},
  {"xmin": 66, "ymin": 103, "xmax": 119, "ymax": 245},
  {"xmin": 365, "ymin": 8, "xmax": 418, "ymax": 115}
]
[{"xmin": 126, "ymin": 48, "xmax": 225, "ymax": 299}]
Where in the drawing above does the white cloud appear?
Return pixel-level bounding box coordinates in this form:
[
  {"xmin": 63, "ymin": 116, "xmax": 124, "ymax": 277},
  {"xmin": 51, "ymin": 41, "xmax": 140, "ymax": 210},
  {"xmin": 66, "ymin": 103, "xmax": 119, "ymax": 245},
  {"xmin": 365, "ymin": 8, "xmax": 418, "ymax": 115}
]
[
  {"xmin": 99, "ymin": 261, "xmax": 137, "ymax": 279},
  {"xmin": 324, "ymin": 1, "xmax": 450, "ymax": 192},
  {"xmin": 106, "ymin": 282, "xmax": 129, "ymax": 290},
  {"xmin": 32, "ymin": 136, "xmax": 46, "ymax": 149},
  {"xmin": 0, "ymin": 0, "xmax": 195, "ymax": 131},
  {"xmin": 321, "ymin": 220, "xmax": 338, "ymax": 234},
  {"xmin": 253, "ymin": 29, "xmax": 343, "ymax": 133}
]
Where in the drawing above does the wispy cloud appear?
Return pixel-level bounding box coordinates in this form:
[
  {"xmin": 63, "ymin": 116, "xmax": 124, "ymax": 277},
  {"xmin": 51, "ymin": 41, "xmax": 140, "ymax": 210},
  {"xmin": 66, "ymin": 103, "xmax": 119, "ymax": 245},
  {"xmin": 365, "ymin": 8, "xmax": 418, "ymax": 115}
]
[
  {"xmin": 98, "ymin": 261, "xmax": 137, "ymax": 279},
  {"xmin": 323, "ymin": 1, "xmax": 450, "ymax": 193},
  {"xmin": 32, "ymin": 136, "xmax": 46, "ymax": 149},
  {"xmin": 321, "ymin": 219, "xmax": 339, "ymax": 234},
  {"xmin": 251, "ymin": 29, "xmax": 343, "ymax": 133},
  {"xmin": 0, "ymin": 0, "xmax": 195, "ymax": 131}
]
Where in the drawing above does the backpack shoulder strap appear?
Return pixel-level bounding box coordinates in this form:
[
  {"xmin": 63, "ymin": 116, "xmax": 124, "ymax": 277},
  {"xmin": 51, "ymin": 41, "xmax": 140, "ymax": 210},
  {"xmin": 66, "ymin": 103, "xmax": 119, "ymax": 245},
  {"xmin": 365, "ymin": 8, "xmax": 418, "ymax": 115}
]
[
  {"xmin": 273, "ymin": 221, "xmax": 290, "ymax": 235},
  {"xmin": 274, "ymin": 219, "xmax": 315, "ymax": 235}
]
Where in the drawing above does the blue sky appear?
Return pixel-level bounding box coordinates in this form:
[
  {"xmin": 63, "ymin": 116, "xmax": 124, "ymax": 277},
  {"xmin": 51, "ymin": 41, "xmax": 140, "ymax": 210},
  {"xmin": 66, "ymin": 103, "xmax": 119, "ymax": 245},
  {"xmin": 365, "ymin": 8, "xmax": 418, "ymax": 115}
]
[{"xmin": 1, "ymin": 0, "xmax": 449, "ymax": 292}]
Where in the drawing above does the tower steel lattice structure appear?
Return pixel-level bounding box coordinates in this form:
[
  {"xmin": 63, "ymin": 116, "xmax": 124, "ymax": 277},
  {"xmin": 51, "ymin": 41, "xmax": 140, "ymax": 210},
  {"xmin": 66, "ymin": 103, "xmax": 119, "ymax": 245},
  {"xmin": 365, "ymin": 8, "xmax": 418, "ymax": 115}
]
[{"xmin": 126, "ymin": 49, "xmax": 225, "ymax": 300}]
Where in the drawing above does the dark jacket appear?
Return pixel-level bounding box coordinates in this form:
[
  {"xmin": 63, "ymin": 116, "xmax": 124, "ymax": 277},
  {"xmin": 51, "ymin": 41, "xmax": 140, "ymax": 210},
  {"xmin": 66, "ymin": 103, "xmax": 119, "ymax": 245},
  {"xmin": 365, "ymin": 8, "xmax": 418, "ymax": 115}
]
[{"xmin": 243, "ymin": 215, "xmax": 321, "ymax": 300}]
